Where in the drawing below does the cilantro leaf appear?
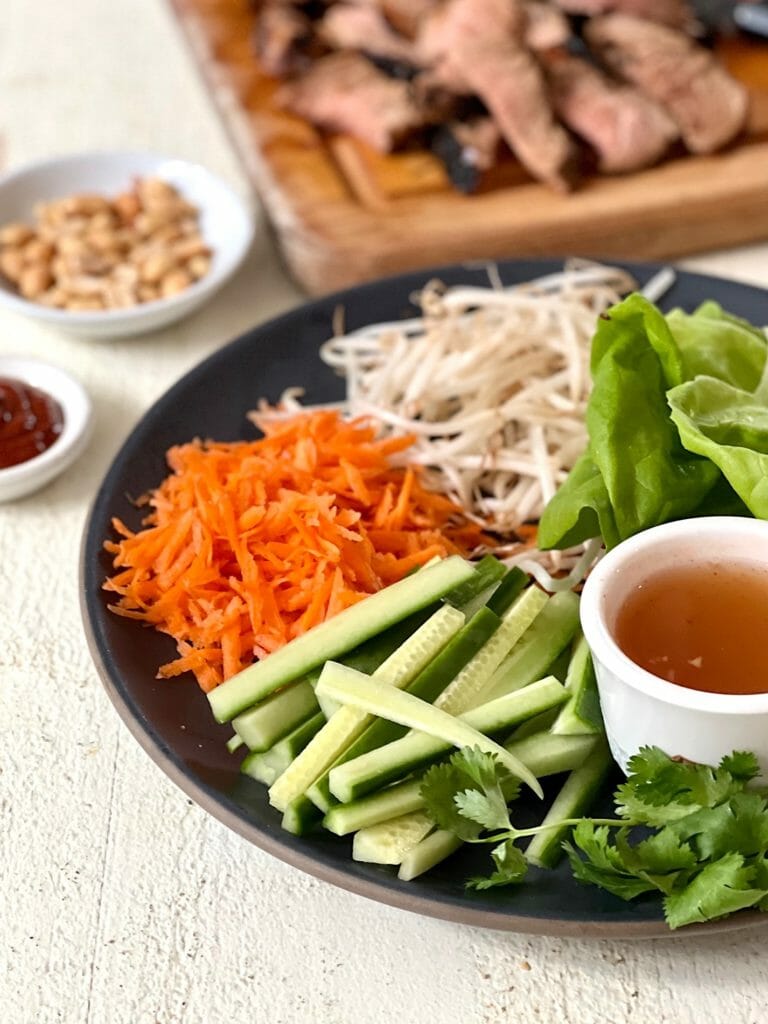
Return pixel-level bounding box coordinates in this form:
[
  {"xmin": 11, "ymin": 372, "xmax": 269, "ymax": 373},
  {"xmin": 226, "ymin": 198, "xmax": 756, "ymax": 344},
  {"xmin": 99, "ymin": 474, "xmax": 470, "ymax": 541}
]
[
  {"xmin": 455, "ymin": 787, "xmax": 511, "ymax": 833},
  {"xmin": 613, "ymin": 828, "xmax": 697, "ymax": 895},
  {"xmin": 720, "ymin": 751, "xmax": 761, "ymax": 783},
  {"xmin": 467, "ymin": 840, "xmax": 528, "ymax": 890},
  {"xmin": 670, "ymin": 792, "xmax": 768, "ymax": 862},
  {"xmin": 663, "ymin": 852, "xmax": 768, "ymax": 929},
  {"xmin": 420, "ymin": 748, "xmax": 511, "ymax": 841},
  {"xmin": 564, "ymin": 823, "xmax": 658, "ymax": 901}
]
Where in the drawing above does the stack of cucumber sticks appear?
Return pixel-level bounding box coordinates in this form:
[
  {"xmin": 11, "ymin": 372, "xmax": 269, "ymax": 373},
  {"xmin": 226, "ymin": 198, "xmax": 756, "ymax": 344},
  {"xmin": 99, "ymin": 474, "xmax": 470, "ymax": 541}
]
[{"xmin": 209, "ymin": 554, "xmax": 609, "ymax": 881}]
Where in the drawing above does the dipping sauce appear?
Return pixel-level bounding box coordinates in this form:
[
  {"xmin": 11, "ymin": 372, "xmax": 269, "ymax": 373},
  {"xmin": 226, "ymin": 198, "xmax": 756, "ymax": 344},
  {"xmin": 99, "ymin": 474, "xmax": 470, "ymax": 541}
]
[
  {"xmin": 0, "ymin": 377, "xmax": 64, "ymax": 468},
  {"xmin": 614, "ymin": 559, "xmax": 768, "ymax": 695}
]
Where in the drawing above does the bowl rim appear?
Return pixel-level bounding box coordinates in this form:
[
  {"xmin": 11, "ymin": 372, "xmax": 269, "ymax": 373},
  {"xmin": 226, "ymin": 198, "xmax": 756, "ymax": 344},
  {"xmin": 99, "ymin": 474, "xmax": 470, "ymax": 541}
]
[
  {"xmin": 580, "ymin": 516, "xmax": 768, "ymax": 715},
  {"xmin": 0, "ymin": 150, "xmax": 255, "ymax": 324},
  {"xmin": 0, "ymin": 354, "xmax": 93, "ymax": 486}
]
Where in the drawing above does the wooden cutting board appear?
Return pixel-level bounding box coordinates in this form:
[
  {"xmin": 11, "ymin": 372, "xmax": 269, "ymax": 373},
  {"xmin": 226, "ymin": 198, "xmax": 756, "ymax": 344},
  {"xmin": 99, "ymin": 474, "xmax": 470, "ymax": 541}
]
[{"xmin": 171, "ymin": 0, "xmax": 768, "ymax": 295}]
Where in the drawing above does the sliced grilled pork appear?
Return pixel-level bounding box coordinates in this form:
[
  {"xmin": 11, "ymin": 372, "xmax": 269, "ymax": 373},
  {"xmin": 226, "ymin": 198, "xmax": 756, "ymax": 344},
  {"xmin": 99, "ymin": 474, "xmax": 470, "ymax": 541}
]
[
  {"xmin": 430, "ymin": 117, "xmax": 502, "ymax": 191},
  {"xmin": 547, "ymin": 54, "xmax": 678, "ymax": 172},
  {"xmin": 524, "ymin": 2, "xmax": 571, "ymax": 51},
  {"xmin": 319, "ymin": 4, "xmax": 419, "ymax": 63},
  {"xmin": 255, "ymin": 2, "xmax": 315, "ymax": 77},
  {"xmin": 585, "ymin": 14, "xmax": 749, "ymax": 153},
  {"xmin": 418, "ymin": 0, "xmax": 578, "ymax": 190},
  {"xmin": 553, "ymin": 0, "xmax": 693, "ymax": 28},
  {"xmin": 278, "ymin": 52, "xmax": 425, "ymax": 150},
  {"xmin": 378, "ymin": 0, "xmax": 442, "ymax": 38}
]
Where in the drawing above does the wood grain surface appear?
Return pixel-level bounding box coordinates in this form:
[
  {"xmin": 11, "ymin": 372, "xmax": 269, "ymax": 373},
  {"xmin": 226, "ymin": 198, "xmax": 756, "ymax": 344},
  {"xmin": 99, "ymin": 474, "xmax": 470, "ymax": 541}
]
[{"xmin": 170, "ymin": 0, "xmax": 768, "ymax": 294}]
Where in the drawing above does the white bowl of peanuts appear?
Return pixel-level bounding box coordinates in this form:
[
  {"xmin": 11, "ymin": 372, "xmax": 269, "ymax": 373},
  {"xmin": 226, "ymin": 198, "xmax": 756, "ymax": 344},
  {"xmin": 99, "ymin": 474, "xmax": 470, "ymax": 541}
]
[{"xmin": 0, "ymin": 152, "xmax": 254, "ymax": 338}]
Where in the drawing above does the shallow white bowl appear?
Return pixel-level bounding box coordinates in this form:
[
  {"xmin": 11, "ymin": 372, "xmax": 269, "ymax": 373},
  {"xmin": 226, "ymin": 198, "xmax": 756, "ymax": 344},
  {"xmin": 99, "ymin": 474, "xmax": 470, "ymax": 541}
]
[
  {"xmin": 0, "ymin": 152, "xmax": 254, "ymax": 338},
  {"xmin": 0, "ymin": 355, "xmax": 93, "ymax": 500},
  {"xmin": 580, "ymin": 517, "xmax": 768, "ymax": 778}
]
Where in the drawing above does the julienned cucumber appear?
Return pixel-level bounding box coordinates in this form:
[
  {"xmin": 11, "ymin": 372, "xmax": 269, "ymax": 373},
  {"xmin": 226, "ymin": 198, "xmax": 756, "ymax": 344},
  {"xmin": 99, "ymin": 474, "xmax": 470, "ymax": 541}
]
[
  {"xmin": 226, "ymin": 733, "xmax": 244, "ymax": 754},
  {"xmin": 316, "ymin": 662, "xmax": 544, "ymax": 797},
  {"xmin": 348, "ymin": 730, "xmax": 597, "ymax": 866},
  {"xmin": 305, "ymin": 606, "xmax": 502, "ymax": 812},
  {"xmin": 484, "ymin": 591, "xmax": 581, "ymax": 702},
  {"xmin": 240, "ymin": 712, "xmax": 326, "ymax": 786},
  {"xmin": 268, "ymin": 605, "xmax": 465, "ymax": 812},
  {"xmin": 395, "ymin": 733, "xmax": 601, "ymax": 879},
  {"xmin": 233, "ymin": 679, "xmax": 320, "ymax": 752},
  {"xmin": 328, "ymin": 676, "xmax": 567, "ymax": 804},
  {"xmin": 434, "ymin": 586, "xmax": 549, "ymax": 715},
  {"xmin": 551, "ymin": 635, "xmax": 604, "ymax": 736},
  {"xmin": 324, "ymin": 731, "xmax": 597, "ymax": 837},
  {"xmin": 524, "ymin": 740, "xmax": 612, "ymax": 868},
  {"xmin": 442, "ymin": 555, "xmax": 506, "ymax": 610},
  {"xmin": 398, "ymin": 830, "xmax": 463, "ymax": 881},
  {"xmin": 209, "ymin": 556, "xmax": 476, "ymax": 722}
]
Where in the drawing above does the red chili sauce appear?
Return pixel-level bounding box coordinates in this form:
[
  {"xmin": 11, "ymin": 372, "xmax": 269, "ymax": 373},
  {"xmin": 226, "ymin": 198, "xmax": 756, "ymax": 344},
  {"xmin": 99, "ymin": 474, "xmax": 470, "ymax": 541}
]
[{"xmin": 0, "ymin": 377, "xmax": 64, "ymax": 469}]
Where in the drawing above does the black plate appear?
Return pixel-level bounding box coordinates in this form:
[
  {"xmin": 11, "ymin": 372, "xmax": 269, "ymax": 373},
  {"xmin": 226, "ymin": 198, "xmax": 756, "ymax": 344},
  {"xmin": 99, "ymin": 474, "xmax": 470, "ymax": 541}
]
[{"xmin": 81, "ymin": 259, "xmax": 768, "ymax": 938}]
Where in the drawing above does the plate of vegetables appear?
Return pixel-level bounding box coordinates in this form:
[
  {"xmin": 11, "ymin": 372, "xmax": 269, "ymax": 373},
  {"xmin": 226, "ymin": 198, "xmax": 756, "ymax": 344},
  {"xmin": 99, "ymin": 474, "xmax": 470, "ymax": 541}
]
[{"xmin": 81, "ymin": 258, "xmax": 768, "ymax": 937}]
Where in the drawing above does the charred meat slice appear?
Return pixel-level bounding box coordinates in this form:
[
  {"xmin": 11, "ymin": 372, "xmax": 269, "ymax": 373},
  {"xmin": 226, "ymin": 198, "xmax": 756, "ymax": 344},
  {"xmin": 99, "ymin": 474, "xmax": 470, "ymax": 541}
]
[
  {"xmin": 418, "ymin": 0, "xmax": 577, "ymax": 190},
  {"xmin": 585, "ymin": 13, "xmax": 749, "ymax": 152},
  {"xmin": 255, "ymin": 2, "xmax": 317, "ymax": 77},
  {"xmin": 553, "ymin": 0, "xmax": 693, "ymax": 28},
  {"xmin": 430, "ymin": 118, "xmax": 501, "ymax": 192},
  {"xmin": 547, "ymin": 54, "xmax": 679, "ymax": 172},
  {"xmin": 319, "ymin": 3, "xmax": 419, "ymax": 63},
  {"xmin": 523, "ymin": 2, "xmax": 571, "ymax": 51},
  {"xmin": 278, "ymin": 52, "xmax": 425, "ymax": 150}
]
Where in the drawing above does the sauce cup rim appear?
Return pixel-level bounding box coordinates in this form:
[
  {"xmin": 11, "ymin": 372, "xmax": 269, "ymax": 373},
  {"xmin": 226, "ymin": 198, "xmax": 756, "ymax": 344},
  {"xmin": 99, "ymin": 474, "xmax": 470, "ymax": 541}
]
[{"xmin": 580, "ymin": 516, "xmax": 768, "ymax": 716}]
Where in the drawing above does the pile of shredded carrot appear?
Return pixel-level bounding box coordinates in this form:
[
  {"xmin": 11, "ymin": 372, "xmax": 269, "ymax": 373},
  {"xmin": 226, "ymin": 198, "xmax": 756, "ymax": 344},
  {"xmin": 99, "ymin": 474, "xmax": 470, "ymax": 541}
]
[{"xmin": 104, "ymin": 409, "xmax": 489, "ymax": 692}]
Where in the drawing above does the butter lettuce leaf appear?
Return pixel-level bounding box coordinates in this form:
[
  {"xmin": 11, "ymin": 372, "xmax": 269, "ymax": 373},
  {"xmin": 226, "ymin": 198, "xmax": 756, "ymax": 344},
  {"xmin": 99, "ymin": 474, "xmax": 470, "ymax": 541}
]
[
  {"xmin": 668, "ymin": 376, "xmax": 768, "ymax": 517},
  {"xmin": 538, "ymin": 293, "xmax": 767, "ymax": 551}
]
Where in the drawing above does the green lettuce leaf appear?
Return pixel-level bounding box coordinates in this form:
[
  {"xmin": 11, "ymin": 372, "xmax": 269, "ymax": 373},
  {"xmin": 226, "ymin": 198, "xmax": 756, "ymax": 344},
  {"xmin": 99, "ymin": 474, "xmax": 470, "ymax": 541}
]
[
  {"xmin": 538, "ymin": 292, "xmax": 767, "ymax": 551},
  {"xmin": 668, "ymin": 376, "xmax": 768, "ymax": 517}
]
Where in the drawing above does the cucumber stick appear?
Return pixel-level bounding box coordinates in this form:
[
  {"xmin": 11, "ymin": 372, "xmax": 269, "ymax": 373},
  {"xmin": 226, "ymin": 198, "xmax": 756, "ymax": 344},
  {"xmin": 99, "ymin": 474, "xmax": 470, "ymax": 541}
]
[
  {"xmin": 395, "ymin": 733, "xmax": 601, "ymax": 878},
  {"xmin": 268, "ymin": 605, "xmax": 464, "ymax": 812},
  {"xmin": 325, "ymin": 730, "xmax": 595, "ymax": 836},
  {"xmin": 209, "ymin": 555, "xmax": 475, "ymax": 722},
  {"xmin": 399, "ymin": 830, "xmax": 463, "ymax": 881},
  {"xmin": 241, "ymin": 711, "xmax": 326, "ymax": 786},
  {"xmin": 226, "ymin": 733, "xmax": 244, "ymax": 754},
  {"xmin": 317, "ymin": 662, "xmax": 544, "ymax": 797},
  {"xmin": 484, "ymin": 591, "xmax": 581, "ymax": 702},
  {"xmin": 306, "ymin": 606, "xmax": 502, "ymax": 812},
  {"xmin": 233, "ymin": 679, "xmax": 319, "ymax": 751},
  {"xmin": 524, "ymin": 740, "xmax": 612, "ymax": 868},
  {"xmin": 551, "ymin": 635, "xmax": 604, "ymax": 736},
  {"xmin": 353, "ymin": 810, "xmax": 435, "ymax": 864},
  {"xmin": 434, "ymin": 586, "xmax": 549, "ymax": 714},
  {"xmin": 328, "ymin": 676, "xmax": 567, "ymax": 803}
]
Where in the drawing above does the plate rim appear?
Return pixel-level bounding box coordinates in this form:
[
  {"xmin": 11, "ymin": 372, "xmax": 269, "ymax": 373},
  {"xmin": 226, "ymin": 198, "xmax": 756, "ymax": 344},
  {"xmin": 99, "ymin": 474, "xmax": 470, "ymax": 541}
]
[{"xmin": 80, "ymin": 257, "xmax": 768, "ymax": 939}]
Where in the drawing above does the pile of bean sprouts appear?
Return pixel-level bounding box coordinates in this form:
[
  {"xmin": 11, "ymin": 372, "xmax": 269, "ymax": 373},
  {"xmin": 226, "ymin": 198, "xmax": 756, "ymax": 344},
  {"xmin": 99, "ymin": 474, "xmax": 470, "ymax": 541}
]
[{"xmin": 258, "ymin": 260, "xmax": 675, "ymax": 588}]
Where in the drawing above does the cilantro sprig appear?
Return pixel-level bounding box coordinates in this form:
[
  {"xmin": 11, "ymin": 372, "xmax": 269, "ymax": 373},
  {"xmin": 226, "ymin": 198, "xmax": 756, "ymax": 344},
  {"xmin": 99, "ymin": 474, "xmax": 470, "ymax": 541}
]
[{"xmin": 420, "ymin": 746, "xmax": 768, "ymax": 928}]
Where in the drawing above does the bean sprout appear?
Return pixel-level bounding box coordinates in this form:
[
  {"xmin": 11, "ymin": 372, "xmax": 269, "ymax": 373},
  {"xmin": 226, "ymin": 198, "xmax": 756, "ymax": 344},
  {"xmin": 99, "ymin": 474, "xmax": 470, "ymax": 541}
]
[{"xmin": 255, "ymin": 261, "xmax": 676, "ymax": 588}]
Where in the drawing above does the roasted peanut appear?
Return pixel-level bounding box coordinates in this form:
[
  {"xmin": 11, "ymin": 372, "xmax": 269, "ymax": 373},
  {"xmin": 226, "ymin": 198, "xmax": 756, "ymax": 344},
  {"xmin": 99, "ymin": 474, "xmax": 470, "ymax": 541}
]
[
  {"xmin": 1, "ymin": 176, "xmax": 211, "ymax": 310},
  {"xmin": 0, "ymin": 223, "xmax": 34, "ymax": 247},
  {"xmin": 19, "ymin": 264, "xmax": 53, "ymax": 299},
  {"xmin": 187, "ymin": 253, "xmax": 212, "ymax": 280},
  {"xmin": 0, "ymin": 249, "xmax": 25, "ymax": 283},
  {"xmin": 160, "ymin": 269, "xmax": 192, "ymax": 297}
]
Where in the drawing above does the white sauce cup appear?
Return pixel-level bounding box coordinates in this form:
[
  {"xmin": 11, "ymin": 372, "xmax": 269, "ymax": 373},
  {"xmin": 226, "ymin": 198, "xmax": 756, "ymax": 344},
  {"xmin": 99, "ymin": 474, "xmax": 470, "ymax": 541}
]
[{"xmin": 579, "ymin": 516, "xmax": 768, "ymax": 777}]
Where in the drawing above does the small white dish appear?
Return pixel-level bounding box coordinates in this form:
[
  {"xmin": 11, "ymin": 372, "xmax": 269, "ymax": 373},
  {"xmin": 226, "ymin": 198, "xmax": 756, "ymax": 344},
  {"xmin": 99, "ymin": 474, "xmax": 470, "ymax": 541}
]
[
  {"xmin": 580, "ymin": 517, "xmax": 768, "ymax": 778},
  {"xmin": 0, "ymin": 152, "xmax": 254, "ymax": 338},
  {"xmin": 0, "ymin": 355, "xmax": 93, "ymax": 500}
]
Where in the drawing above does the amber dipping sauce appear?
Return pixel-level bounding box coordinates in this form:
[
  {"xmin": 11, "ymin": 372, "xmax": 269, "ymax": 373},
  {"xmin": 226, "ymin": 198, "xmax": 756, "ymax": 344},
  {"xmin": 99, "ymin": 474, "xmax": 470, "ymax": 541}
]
[
  {"xmin": 0, "ymin": 377, "xmax": 64, "ymax": 469},
  {"xmin": 614, "ymin": 559, "xmax": 768, "ymax": 696}
]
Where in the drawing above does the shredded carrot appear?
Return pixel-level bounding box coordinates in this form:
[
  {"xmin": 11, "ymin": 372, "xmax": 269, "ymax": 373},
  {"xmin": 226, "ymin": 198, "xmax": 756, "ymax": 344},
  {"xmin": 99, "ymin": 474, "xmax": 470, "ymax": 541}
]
[{"xmin": 104, "ymin": 409, "xmax": 490, "ymax": 692}]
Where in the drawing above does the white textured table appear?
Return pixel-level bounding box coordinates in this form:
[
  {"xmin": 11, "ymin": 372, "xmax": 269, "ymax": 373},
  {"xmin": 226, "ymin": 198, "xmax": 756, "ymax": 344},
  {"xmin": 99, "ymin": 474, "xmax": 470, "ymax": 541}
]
[{"xmin": 3, "ymin": 3, "xmax": 768, "ymax": 1021}]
